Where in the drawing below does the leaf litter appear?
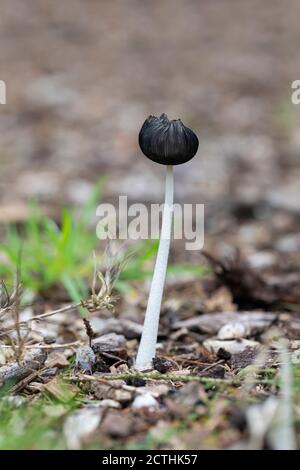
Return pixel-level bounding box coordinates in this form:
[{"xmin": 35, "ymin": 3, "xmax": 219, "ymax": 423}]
[{"xmin": 0, "ymin": 245, "xmax": 299, "ymax": 449}]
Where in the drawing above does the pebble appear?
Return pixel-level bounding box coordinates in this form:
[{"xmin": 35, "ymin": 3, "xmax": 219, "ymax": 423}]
[
  {"xmin": 204, "ymin": 338, "xmax": 260, "ymax": 355},
  {"xmin": 275, "ymin": 235, "xmax": 300, "ymax": 253},
  {"xmin": 218, "ymin": 322, "xmax": 248, "ymax": 340},
  {"xmin": 132, "ymin": 393, "xmax": 159, "ymax": 410},
  {"xmin": 247, "ymin": 251, "xmax": 276, "ymax": 270}
]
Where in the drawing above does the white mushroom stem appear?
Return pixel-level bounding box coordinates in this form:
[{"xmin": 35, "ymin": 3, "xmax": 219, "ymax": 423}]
[{"xmin": 135, "ymin": 165, "xmax": 174, "ymax": 370}]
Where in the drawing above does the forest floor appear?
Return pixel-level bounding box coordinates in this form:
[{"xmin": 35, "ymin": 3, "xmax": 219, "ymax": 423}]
[
  {"xmin": 0, "ymin": 193, "xmax": 299, "ymax": 450},
  {"xmin": 0, "ymin": 0, "xmax": 300, "ymax": 450}
]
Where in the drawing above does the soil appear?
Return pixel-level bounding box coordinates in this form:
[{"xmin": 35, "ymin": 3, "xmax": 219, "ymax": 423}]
[{"xmin": 0, "ymin": 0, "xmax": 300, "ymax": 451}]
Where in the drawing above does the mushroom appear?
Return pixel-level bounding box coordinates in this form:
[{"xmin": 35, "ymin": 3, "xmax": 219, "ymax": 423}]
[{"xmin": 135, "ymin": 113, "xmax": 199, "ymax": 370}]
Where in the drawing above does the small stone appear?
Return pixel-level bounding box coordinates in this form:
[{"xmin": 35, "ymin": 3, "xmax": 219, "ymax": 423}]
[
  {"xmin": 204, "ymin": 338, "xmax": 260, "ymax": 356},
  {"xmin": 217, "ymin": 348, "xmax": 232, "ymax": 361},
  {"xmin": 97, "ymin": 399, "xmax": 121, "ymax": 409},
  {"xmin": 132, "ymin": 393, "xmax": 159, "ymax": 410},
  {"xmin": 100, "ymin": 410, "xmax": 135, "ymax": 438},
  {"xmin": 275, "ymin": 235, "xmax": 300, "ymax": 253},
  {"xmin": 43, "ymin": 335, "xmax": 57, "ymax": 345},
  {"xmin": 174, "ymin": 312, "xmax": 276, "ymax": 336},
  {"xmin": 218, "ymin": 322, "xmax": 248, "ymax": 340},
  {"xmin": 40, "ymin": 367, "xmax": 58, "ymax": 378},
  {"xmin": 75, "ymin": 346, "xmax": 96, "ymax": 374},
  {"xmin": 266, "ymin": 187, "xmax": 300, "ymax": 214},
  {"xmin": 152, "ymin": 356, "xmax": 173, "ymax": 373},
  {"xmin": 63, "ymin": 406, "xmax": 103, "ymax": 449},
  {"xmin": 92, "ymin": 333, "xmax": 126, "ymax": 353},
  {"xmin": 247, "ymin": 252, "xmax": 276, "ymax": 270},
  {"xmin": 113, "ymin": 389, "xmax": 132, "ymax": 403},
  {"xmin": 126, "ymin": 377, "xmax": 146, "ymax": 387},
  {"xmin": 91, "ymin": 381, "xmax": 133, "ymax": 403}
]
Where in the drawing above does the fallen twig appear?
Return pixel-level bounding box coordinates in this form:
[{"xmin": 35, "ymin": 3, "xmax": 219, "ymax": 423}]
[
  {"xmin": 0, "ymin": 349, "xmax": 47, "ymax": 386},
  {"xmin": 27, "ymin": 341, "xmax": 81, "ymax": 350},
  {"xmin": 198, "ymin": 359, "xmax": 225, "ymax": 375},
  {"xmin": 9, "ymin": 368, "xmax": 46, "ymax": 394},
  {"xmin": 68, "ymin": 371, "xmax": 277, "ymax": 387},
  {"xmin": 0, "ymin": 303, "xmax": 81, "ymax": 337}
]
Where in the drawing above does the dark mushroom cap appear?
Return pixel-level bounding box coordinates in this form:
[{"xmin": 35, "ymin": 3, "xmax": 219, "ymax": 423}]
[{"xmin": 139, "ymin": 113, "xmax": 199, "ymax": 165}]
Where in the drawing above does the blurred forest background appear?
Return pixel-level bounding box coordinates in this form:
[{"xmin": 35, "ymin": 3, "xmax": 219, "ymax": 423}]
[{"xmin": 0, "ymin": 0, "xmax": 299, "ymax": 245}]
